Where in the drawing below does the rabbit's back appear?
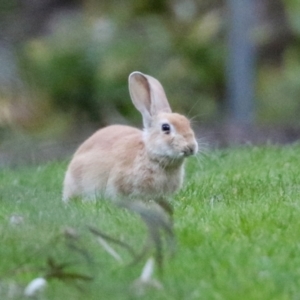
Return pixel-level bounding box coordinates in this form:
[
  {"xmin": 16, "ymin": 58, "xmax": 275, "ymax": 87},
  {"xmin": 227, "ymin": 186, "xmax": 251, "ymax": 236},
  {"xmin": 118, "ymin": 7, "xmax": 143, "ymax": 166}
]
[{"xmin": 75, "ymin": 125, "xmax": 141, "ymax": 155}]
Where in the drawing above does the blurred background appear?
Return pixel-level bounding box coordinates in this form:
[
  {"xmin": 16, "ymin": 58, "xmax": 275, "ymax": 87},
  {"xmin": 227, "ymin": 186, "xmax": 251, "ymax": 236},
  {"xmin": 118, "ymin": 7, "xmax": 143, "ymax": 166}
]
[{"xmin": 0, "ymin": 0, "xmax": 300, "ymax": 166}]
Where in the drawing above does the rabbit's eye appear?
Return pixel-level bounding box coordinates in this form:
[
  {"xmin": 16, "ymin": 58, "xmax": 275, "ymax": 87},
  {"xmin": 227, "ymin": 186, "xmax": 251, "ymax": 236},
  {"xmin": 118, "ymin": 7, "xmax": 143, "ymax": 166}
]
[{"xmin": 161, "ymin": 123, "xmax": 171, "ymax": 134}]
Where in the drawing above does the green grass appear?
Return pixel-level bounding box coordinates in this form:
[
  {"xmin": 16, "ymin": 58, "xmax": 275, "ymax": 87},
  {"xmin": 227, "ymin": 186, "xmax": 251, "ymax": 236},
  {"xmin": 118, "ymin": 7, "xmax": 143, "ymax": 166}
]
[{"xmin": 1, "ymin": 144, "xmax": 300, "ymax": 299}]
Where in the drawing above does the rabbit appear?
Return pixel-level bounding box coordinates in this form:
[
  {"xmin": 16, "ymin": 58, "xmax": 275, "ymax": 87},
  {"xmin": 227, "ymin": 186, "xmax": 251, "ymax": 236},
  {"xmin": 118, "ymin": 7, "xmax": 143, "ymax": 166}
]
[{"xmin": 62, "ymin": 71, "xmax": 198, "ymax": 204}]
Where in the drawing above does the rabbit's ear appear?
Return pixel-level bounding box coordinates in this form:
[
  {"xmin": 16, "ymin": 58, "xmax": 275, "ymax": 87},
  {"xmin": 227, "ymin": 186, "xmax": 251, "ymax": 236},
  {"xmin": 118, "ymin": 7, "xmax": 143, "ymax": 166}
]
[{"xmin": 129, "ymin": 72, "xmax": 172, "ymax": 128}]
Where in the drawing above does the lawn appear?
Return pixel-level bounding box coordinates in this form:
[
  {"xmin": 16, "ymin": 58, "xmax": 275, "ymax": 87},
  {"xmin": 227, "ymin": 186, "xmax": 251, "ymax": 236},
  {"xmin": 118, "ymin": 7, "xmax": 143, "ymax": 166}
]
[{"xmin": 1, "ymin": 144, "xmax": 300, "ymax": 299}]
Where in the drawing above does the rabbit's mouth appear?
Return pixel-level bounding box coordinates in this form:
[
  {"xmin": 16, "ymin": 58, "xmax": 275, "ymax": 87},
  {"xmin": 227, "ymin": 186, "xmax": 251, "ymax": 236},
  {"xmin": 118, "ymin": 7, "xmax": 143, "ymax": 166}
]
[
  {"xmin": 181, "ymin": 144, "xmax": 197, "ymax": 157},
  {"xmin": 182, "ymin": 148, "xmax": 195, "ymax": 157}
]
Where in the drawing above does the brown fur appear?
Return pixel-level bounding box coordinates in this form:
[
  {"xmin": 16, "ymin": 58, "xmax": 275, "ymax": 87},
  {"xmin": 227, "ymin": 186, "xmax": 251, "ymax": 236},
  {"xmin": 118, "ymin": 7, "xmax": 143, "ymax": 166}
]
[{"xmin": 62, "ymin": 72, "xmax": 198, "ymax": 202}]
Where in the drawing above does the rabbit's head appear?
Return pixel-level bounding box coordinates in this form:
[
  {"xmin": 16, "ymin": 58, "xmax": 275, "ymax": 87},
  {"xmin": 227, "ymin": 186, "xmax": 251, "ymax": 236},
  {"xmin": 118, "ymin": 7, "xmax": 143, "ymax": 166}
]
[{"xmin": 129, "ymin": 72, "xmax": 198, "ymax": 164}]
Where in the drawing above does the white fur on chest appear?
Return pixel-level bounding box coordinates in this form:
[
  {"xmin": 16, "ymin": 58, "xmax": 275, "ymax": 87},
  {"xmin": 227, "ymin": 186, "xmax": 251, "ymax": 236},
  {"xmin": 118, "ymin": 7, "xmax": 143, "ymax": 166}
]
[{"xmin": 106, "ymin": 158, "xmax": 184, "ymax": 200}]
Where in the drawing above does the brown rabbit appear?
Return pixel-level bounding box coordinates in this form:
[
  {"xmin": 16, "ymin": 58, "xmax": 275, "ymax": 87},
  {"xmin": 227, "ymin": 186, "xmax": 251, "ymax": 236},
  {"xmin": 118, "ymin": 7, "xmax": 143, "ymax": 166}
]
[{"xmin": 63, "ymin": 72, "xmax": 198, "ymax": 202}]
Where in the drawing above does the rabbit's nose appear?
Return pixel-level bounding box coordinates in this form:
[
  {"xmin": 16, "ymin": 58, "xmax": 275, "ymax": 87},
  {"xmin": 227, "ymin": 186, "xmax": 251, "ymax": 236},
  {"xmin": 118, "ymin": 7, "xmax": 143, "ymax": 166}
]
[{"xmin": 183, "ymin": 144, "xmax": 196, "ymax": 156}]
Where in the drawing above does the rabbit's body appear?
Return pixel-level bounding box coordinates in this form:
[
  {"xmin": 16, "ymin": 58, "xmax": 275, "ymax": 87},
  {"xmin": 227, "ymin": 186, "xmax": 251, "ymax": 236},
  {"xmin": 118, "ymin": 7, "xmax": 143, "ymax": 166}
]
[
  {"xmin": 63, "ymin": 124, "xmax": 184, "ymax": 201},
  {"xmin": 63, "ymin": 72, "xmax": 198, "ymax": 202}
]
